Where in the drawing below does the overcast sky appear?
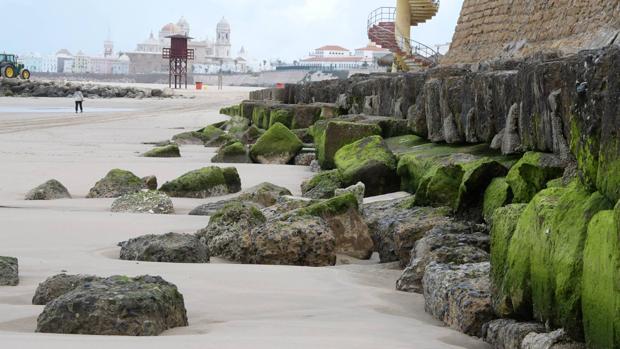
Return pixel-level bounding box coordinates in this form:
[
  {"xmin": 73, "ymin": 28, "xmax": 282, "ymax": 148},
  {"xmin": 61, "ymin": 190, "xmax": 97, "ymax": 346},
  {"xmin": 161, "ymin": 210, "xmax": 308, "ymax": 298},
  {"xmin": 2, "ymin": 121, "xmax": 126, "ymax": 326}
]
[{"xmin": 5, "ymin": 0, "xmax": 463, "ymax": 61}]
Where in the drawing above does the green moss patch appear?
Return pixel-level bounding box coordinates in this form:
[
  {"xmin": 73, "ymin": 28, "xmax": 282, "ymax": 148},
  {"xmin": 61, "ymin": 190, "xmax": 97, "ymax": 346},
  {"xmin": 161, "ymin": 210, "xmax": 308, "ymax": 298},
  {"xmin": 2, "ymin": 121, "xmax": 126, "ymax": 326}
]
[
  {"xmin": 251, "ymin": 105, "xmax": 271, "ymax": 129},
  {"xmin": 142, "ymin": 144, "xmax": 181, "ymax": 158},
  {"xmin": 296, "ymin": 192, "xmax": 358, "ymax": 217},
  {"xmin": 160, "ymin": 166, "xmax": 241, "ymax": 198},
  {"xmin": 249, "ymin": 123, "xmax": 303, "ymax": 164},
  {"xmin": 301, "ymin": 169, "xmax": 344, "ymax": 199},
  {"xmin": 483, "ymin": 177, "xmax": 513, "ymax": 223},
  {"xmin": 334, "ymin": 135, "xmax": 398, "ymax": 196},
  {"xmin": 506, "ymin": 152, "xmax": 565, "ymax": 204},
  {"xmin": 315, "ymin": 121, "xmax": 381, "ymax": 170},
  {"xmin": 219, "ymin": 104, "xmax": 241, "ymax": 117},
  {"xmin": 269, "ymin": 108, "xmax": 294, "ymax": 128},
  {"xmin": 211, "ymin": 142, "xmax": 250, "ymax": 164}
]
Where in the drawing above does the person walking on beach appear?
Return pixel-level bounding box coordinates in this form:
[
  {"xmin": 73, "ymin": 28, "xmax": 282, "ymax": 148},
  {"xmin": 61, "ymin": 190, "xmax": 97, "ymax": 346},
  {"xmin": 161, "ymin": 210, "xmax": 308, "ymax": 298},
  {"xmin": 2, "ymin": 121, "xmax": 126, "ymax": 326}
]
[{"xmin": 74, "ymin": 87, "xmax": 84, "ymax": 114}]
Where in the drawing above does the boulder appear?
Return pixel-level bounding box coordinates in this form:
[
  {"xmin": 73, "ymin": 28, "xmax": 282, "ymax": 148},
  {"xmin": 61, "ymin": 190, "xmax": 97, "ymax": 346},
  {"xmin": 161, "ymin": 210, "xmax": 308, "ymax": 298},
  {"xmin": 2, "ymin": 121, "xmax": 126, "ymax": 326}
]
[
  {"xmin": 301, "ymin": 170, "xmax": 344, "ymax": 199},
  {"xmin": 522, "ymin": 329, "xmax": 586, "ymax": 349},
  {"xmin": 292, "ymin": 193, "xmax": 374, "ymax": 260},
  {"xmin": 87, "ymin": 169, "xmax": 144, "ymax": 198},
  {"xmin": 119, "ymin": 233, "xmax": 209, "ymax": 263},
  {"xmin": 482, "ymin": 319, "xmax": 547, "ymax": 349},
  {"xmin": 211, "ymin": 141, "xmax": 251, "ymax": 163},
  {"xmin": 423, "ymin": 262, "xmax": 495, "ymax": 337},
  {"xmin": 244, "ymin": 215, "xmax": 336, "ymax": 267},
  {"xmin": 25, "ymin": 179, "xmax": 71, "ymax": 200},
  {"xmin": 269, "ymin": 107, "xmax": 294, "ymax": 128},
  {"xmin": 142, "ymin": 144, "xmax": 181, "ymax": 158},
  {"xmin": 36, "ymin": 275, "xmax": 188, "ymax": 336},
  {"xmin": 260, "ymin": 195, "xmax": 316, "ymax": 220},
  {"xmin": 334, "ymin": 135, "xmax": 399, "ymax": 196},
  {"xmin": 240, "ymin": 125, "xmax": 264, "ymax": 145},
  {"xmin": 250, "ymin": 123, "xmax": 303, "ymax": 164},
  {"xmin": 0, "ymin": 257, "xmax": 18, "ymax": 286},
  {"xmin": 159, "ymin": 167, "xmax": 241, "ymax": 198},
  {"xmin": 237, "ymin": 182, "xmax": 292, "ymax": 207},
  {"xmin": 33, "ymin": 274, "xmax": 102, "ymax": 305},
  {"xmin": 201, "ymin": 125, "xmax": 232, "ymax": 147},
  {"xmin": 313, "ymin": 120, "xmax": 381, "ymax": 169},
  {"xmin": 490, "ymin": 204, "xmax": 528, "ymax": 317},
  {"xmin": 294, "ymin": 152, "xmax": 316, "ymax": 166},
  {"xmin": 142, "ymin": 176, "xmax": 158, "ymax": 190},
  {"xmin": 483, "ymin": 177, "xmax": 513, "ymax": 223},
  {"xmin": 334, "ymin": 182, "xmax": 365, "ymax": 209},
  {"xmin": 396, "ymin": 222, "xmax": 489, "ymax": 293},
  {"xmin": 506, "ymin": 152, "xmax": 565, "ymax": 203},
  {"xmin": 171, "ymin": 131, "xmax": 207, "ymax": 145},
  {"xmin": 196, "ymin": 201, "xmax": 265, "ymax": 261},
  {"xmin": 111, "ymin": 191, "xmax": 174, "ymax": 214}
]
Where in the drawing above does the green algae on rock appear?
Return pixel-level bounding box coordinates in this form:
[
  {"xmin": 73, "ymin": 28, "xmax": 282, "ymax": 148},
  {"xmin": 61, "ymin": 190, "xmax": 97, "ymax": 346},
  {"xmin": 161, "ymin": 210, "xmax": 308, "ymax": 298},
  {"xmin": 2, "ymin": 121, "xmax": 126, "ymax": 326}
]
[
  {"xmin": 301, "ymin": 169, "xmax": 345, "ymax": 199},
  {"xmin": 87, "ymin": 169, "xmax": 144, "ymax": 198},
  {"xmin": 313, "ymin": 120, "xmax": 382, "ymax": 170},
  {"xmin": 142, "ymin": 144, "xmax": 181, "ymax": 158},
  {"xmin": 250, "ymin": 122, "xmax": 303, "ymax": 164},
  {"xmin": 483, "ymin": 177, "xmax": 513, "ymax": 223},
  {"xmin": 211, "ymin": 141, "xmax": 251, "ymax": 163},
  {"xmin": 490, "ymin": 204, "xmax": 527, "ymax": 317},
  {"xmin": 269, "ymin": 108, "xmax": 294, "ymax": 128},
  {"xmin": 505, "ymin": 152, "xmax": 565, "ymax": 203},
  {"xmin": 159, "ymin": 166, "xmax": 241, "ymax": 198},
  {"xmin": 334, "ymin": 135, "xmax": 399, "ymax": 197}
]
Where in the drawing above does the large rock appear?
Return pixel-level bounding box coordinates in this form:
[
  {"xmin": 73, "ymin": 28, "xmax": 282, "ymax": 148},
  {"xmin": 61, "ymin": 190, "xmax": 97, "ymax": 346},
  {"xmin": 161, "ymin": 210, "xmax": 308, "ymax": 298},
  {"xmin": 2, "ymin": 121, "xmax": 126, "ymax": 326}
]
[
  {"xmin": 33, "ymin": 274, "xmax": 102, "ymax": 305},
  {"xmin": 171, "ymin": 131, "xmax": 207, "ymax": 145},
  {"xmin": 483, "ymin": 177, "xmax": 513, "ymax": 223},
  {"xmin": 211, "ymin": 141, "xmax": 251, "ymax": 163},
  {"xmin": 119, "ymin": 233, "xmax": 209, "ymax": 263},
  {"xmin": 196, "ymin": 201, "xmax": 266, "ymax": 261},
  {"xmin": 506, "ymin": 152, "xmax": 565, "ymax": 203},
  {"xmin": 111, "ymin": 191, "xmax": 174, "ymax": 214},
  {"xmin": 249, "ymin": 123, "xmax": 303, "ymax": 164},
  {"xmin": 301, "ymin": 170, "xmax": 344, "ymax": 199},
  {"xmin": 396, "ymin": 222, "xmax": 489, "ymax": 293},
  {"xmin": 314, "ymin": 120, "xmax": 382, "ymax": 170},
  {"xmin": 334, "ymin": 135, "xmax": 399, "ymax": 196},
  {"xmin": 36, "ymin": 275, "xmax": 188, "ymax": 336},
  {"xmin": 25, "ymin": 179, "xmax": 71, "ymax": 200},
  {"xmin": 482, "ymin": 319, "xmax": 547, "ymax": 349},
  {"xmin": 243, "ymin": 215, "xmax": 336, "ymax": 267},
  {"xmin": 521, "ymin": 329, "xmax": 586, "ymax": 349},
  {"xmin": 0, "ymin": 257, "xmax": 18, "ymax": 286},
  {"xmin": 189, "ymin": 182, "xmax": 292, "ymax": 216},
  {"xmin": 240, "ymin": 125, "xmax": 264, "ymax": 145},
  {"xmin": 292, "ymin": 193, "xmax": 374, "ymax": 259},
  {"xmin": 159, "ymin": 166, "xmax": 241, "ymax": 198},
  {"xmin": 87, "ymin": 169, "xmax": 145, "ymax": 198},
  {"xmin": 202, "ymin": 125, "xmax": 234, "ymax": 147},
  {"xmin": 142, "ymin": 144, "xmax": 181, "ymax": 158},
  {"xmin": 423, "ymin": 262, "xmax": 495, "ymax": 337},
  {"xmin": 334, "ymin": 182, "xmax": 365, "ymax": 209}
]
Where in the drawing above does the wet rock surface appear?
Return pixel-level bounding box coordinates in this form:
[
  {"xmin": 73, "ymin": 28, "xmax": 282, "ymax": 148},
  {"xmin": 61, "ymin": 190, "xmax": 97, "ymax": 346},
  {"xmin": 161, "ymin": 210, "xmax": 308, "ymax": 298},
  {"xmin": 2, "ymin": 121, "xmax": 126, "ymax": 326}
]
[
  {"xmin": 36, "ymin": 275, "xmax": 188, "ymax": 336},
  {"xmin": 111, "ymin": 191, "xmax": 174, "ymax": 214},
  {"xmin": 0, "ymin": 257, "xmax": 18, "ymax": 286},
  {"xmin": 119, "ymin": 233, "xmax": 209, "ymax": 263},
  {"xmin": 25, "ymin": 179, "xmax": 71, "ymax": 200}
]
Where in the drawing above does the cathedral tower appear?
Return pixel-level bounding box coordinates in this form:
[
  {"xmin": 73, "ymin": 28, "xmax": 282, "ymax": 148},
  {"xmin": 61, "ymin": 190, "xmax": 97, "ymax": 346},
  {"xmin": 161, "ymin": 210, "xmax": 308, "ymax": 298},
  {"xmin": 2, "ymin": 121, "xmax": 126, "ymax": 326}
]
[{"xmin": 215, "ymin": 17, "xmax": 231, "ymax": 58}]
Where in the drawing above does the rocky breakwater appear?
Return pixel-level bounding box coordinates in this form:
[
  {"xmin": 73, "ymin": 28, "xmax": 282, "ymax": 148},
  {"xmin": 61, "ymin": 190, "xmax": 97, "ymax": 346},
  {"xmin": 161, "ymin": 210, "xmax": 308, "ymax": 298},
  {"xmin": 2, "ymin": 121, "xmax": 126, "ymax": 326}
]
[{"xmin": 0, "ymin": 79, "xmax": 173, "ymax": 98}]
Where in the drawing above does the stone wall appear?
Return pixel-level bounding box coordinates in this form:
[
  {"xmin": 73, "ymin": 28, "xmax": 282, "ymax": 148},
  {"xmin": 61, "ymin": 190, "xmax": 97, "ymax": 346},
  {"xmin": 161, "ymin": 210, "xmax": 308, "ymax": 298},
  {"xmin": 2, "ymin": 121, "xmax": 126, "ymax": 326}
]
[{"xmin": 442, "ymin": 0, "xmax": 620, "ymax": 64}]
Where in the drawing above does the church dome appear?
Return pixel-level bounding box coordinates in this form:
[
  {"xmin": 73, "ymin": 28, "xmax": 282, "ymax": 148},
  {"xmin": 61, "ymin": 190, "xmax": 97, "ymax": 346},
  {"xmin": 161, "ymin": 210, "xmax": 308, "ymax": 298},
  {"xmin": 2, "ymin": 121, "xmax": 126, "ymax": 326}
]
[
  {"xmin": 177, "ymin": 16, "xmax": 189, "ymax": 27},
  {"xmin": 217, "ymin": 17, "xmax": 230, "ymax": 31},
  {"xmin": 161, "ymin": 22, "xmax": 179, "ymax": 33}
]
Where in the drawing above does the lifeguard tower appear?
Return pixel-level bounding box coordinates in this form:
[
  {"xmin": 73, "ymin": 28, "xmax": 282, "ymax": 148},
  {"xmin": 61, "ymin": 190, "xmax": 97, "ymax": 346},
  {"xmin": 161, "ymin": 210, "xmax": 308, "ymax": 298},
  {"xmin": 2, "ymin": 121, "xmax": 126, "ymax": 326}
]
[{"xmin": 162, "ymin": 34, "xmax": 194, "ymax": 89}]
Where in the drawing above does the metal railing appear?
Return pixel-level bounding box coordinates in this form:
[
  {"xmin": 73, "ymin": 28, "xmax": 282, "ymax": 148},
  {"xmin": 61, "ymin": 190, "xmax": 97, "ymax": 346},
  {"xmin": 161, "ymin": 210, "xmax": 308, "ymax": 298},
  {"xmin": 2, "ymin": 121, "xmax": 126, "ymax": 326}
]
[{"xmin": 367, "ymin": 6, "xmax": 440, "ymax": 66}]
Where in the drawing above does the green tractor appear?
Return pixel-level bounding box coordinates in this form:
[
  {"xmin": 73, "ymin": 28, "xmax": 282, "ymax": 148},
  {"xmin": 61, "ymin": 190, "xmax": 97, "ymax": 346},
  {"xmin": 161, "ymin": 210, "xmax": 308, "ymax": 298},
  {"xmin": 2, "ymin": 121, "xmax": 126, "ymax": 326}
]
[{"xmin": 0, "ymin": 53, "xmax": 30, "ymax": 79}]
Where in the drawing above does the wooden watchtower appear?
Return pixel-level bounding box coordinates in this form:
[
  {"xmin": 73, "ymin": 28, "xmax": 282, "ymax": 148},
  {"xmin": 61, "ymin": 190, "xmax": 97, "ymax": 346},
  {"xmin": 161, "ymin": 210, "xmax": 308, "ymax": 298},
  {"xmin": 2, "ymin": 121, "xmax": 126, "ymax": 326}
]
[{"xmin": 162, "ymin": 34, "xmax": 194, "ymax": 89}]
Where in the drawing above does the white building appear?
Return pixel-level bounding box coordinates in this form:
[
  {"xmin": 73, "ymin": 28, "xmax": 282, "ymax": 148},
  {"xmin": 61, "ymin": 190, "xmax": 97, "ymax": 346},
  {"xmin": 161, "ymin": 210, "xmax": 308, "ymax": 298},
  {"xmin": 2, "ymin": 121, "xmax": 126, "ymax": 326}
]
[
  {"xmin": 20, "ymin": 53, "xmax": 58, "ymax": 73},
  {"xmin": 300, "ymin": 44, "xmax": 389, "ymax": 70}
]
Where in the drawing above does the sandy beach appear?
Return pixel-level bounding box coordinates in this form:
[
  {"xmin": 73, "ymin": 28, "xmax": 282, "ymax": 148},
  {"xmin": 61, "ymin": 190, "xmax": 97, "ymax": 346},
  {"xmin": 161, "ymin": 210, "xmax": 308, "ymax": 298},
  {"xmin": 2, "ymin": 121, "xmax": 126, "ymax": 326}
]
[{"xmin": 0, "ymin": 86, "xmax": 489, "ymax": 349}]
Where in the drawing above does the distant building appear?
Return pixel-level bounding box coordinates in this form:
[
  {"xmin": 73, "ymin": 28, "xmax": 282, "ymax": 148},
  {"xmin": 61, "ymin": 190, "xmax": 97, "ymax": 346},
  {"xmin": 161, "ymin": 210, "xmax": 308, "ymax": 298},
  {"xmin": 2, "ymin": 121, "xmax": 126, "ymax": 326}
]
[
  {"xmin": 20, "ymin": 53, "xmax": 58, "ymax": 73},
  {"xmin": 127, "ymin": 16, "xmax": 245, "ymax": 75},
  {"xmin": 299, "ymin": 43, "xmax": 390, "ymax": 70}
]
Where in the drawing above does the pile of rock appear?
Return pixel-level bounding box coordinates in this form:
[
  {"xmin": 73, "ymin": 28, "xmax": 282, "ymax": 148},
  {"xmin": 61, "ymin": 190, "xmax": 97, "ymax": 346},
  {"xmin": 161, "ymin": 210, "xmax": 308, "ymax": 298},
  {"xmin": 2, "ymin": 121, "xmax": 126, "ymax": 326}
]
[{"xmin": 0, "ymin": 79, "xmax": 168, "ymax": 98}]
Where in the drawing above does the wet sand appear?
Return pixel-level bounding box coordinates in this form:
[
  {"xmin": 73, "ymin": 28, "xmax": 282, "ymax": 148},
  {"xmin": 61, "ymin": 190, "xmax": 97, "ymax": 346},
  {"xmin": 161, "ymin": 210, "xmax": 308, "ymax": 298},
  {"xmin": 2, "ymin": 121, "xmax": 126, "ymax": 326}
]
[{"xmin": 0, "ymin": 86, "xmax": 489, "ymax": 349}]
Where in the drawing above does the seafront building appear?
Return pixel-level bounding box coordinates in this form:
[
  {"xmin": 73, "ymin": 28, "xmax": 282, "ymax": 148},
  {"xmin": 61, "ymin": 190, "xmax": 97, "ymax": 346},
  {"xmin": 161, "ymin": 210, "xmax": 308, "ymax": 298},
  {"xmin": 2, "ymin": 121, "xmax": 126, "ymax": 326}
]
[{"xmin": 297, "ymin": 43, "xmax": 390, "ymax": 70}]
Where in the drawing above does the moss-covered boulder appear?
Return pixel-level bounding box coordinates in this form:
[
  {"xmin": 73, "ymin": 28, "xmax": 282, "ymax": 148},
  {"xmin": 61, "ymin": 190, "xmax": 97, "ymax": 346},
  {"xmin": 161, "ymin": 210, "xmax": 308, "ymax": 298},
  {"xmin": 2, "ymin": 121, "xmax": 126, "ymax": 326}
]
[
  {"xmin": 483, "ymin": 177, "xmax": 513, "ymax": 223},
  {"xmin": 87, "ymin": 169, "xmax": 144, "ymax": 198},
  {"xmin": 237, "ymin": 182, "xmax": 292, "ymax": 207},
  {"xmin": 25, "ymin": 179, "xmax": 72, "ymax": 200},
  {"xmin": 293, "ymin": 193, "xmax": 374, "ymax": 259},
  {"xmin": 505, "ymin": 152, "xmax": 565, "ymax": 204},
  {"xmin": 269, "ymin": 108, "xmax": 294, "ymax": 128},
  {"xmin": 490, "ymin": 204, "xmax": 527, "ymax": 317},
  {"xmin": 239, "ymin": 125, "xmax": 264, "ymax": 145},
  {"xmin": 171, "ymin": 131, "xmax": 207, "ymax": 145},
  {"xmin": 547, "ymin": 184, "xmax": 612, "ymax": 336},
  {"xmin": 251, "ymin": 104, "xmax": 271, "ymax": 129},
  {"xmin": 142, "ymin": 144, "xmax": 181, "ymax": 158},
  {"xmin": 334, "ymin": 136, "xmax": 399, "ymax": 197},
  {"xmin": 314, "ymin": 120, "xmax": 381, "ymax": 170},
  {"xmin": 301, "ymin": 169, "xmax": 344, "ymax": 199},
  {"xmin": 119, "ymin": 233, "xmax": 208, "ymax": 263},
  {"xmin": 250, "ymin": 123, "xmax": 303, "ymax": 164},
  {"xmin": 222, "ymin": 116, "xmax": 250, "ymax": 138},
  {"xmin": 582, "ymin": 208, "xmax": 620, "ymax": 349},
  {"xmin": 211, "ymin": 141, "xmax": 251, "ymax": 163},
  {"xmin": 219, "ymin": 104, "xmax": 241, "ymax": 116},
  {"xmin": 159, "ymin": 167, "xmax": 241, "ymax": 198},
  {"xmin": 202, "ymin": 125, "xmax": 234, "ymax": 147},
  {"xmin": 503, "ymin": 187, "xmax": 564, "ymax": 319}
]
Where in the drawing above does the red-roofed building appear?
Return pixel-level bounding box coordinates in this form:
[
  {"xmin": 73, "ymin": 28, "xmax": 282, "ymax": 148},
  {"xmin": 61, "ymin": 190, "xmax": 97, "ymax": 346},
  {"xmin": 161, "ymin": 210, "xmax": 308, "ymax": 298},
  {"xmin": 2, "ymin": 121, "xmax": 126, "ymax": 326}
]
[{"xmin": 300, "ymin": 43, "xmax": 390, "ymax": 70}]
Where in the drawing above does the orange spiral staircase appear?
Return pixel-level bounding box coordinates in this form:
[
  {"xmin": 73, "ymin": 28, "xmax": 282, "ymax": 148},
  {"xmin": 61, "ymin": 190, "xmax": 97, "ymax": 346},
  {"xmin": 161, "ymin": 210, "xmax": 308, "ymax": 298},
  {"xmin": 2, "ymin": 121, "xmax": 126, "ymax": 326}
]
[{"xmin": 368, "ymin": 1, "xmax": 440, "ymax": 71}]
